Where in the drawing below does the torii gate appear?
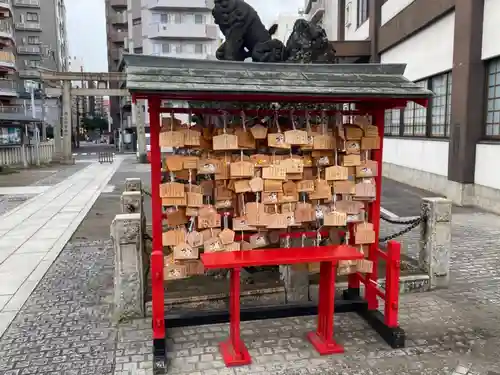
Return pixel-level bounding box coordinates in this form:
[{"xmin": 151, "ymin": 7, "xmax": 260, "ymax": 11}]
[{"xmin": 40, "ymin": 71, "xmax": 145, "ymax": 161}]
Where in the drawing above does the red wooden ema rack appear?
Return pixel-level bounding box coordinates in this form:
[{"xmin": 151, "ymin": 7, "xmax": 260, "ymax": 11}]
[{"xmin": 201, "ymin": 245, "xmax": 363, "ymax": 367}]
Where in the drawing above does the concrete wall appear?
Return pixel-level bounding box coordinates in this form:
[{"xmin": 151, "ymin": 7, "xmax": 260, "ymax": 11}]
[{"xmin": 381, "ymin": 0, "xmax": 416, "ymax": 26}]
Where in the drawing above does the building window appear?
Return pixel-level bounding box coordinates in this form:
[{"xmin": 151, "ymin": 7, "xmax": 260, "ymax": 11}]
[
  {"xmin": 486, "ymin": 58, "xmax": 500, "ymax": 137},
  {"xmin": 194, "ymin": 43, "xmax": 203, "ymax": 54},
  {"xmin": 161, "ymin": 43, "xmax": 170, "ymax": 53},
  {"xmin": 402, "ymin": 80, "xmax": 427, "ymax": 136},
  {"xmin": 132, "ymin": 18, "xmax": 141, "ymax": 26},
  {"xmin": 384, "ymin": 109, "xmax": 401, "ymax": 136},
  {"xmin": 26, "ymin": 12, "xmax": 39, "ymax": 21},
  {"xmin": 357, "ymin": 0, "xmax": 368, "ymax": 27},
  {"xmin": 194, "ymin": 14, "xmax": 204, "ymax": 24},
  {"xmin": 174, "ymin": 13, "xmax": 182, "ymax": 24},
  {"xmin": 160, "ymin": 13, "xmax": 168, "ymax": 23},
  {"xmin": 430, "ymin": 72, "xmax": 452, "ymax": 137},
  {"xmin": 385, "ymin": 73, "xmax": 452, "ymax": 138},
  {"xmin": 28, "ymin": 36, "xmax": 40, "ymax": 44}
]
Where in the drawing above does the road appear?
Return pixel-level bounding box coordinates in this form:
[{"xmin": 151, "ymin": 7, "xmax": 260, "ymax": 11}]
[{"xmin": 72, "ymin": 142, "xmax": 118, "ymax": 161}]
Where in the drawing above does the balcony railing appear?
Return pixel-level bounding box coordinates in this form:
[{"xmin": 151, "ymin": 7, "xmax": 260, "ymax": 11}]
[
  {"xmin": 13, "ymin": 0, "xmax": 40, "ymax": 7},
  {"xmin": 0, "ymin": 19, "xmax": 13, "ymax": 39},
  {"xmin": 146, "ymin": 0, "xmax": 213, "ymax": 10},
  {"xmin": 111, "ymin": 12, "xmax": 127, "ymax": 24},
  {"xmin": 109, "ymin": 0, "xmax": 127, "ymax": 7},
  {"xmin": 0, "ymin": 50, "xmax": 15, "ymax": 68},
  {"xmin": 18, "ymin": 69, "xmax": 39, "ymax": 78},
  {"xmin": 110, "ymin": 29, "xmax": 127, "ymax": 43},
  {"xmin": 0, "ymin": 0, "xmax": 12, "ymax": 10},
  {"xmin": 17, "ymin": 45, "xmax": 41, "ymax": 54},
  {"xmin": 15, "ymin": 21, "xmax": 41, "ymax": 31},
  {"xmin": 148, "ymin": 22, "xmax": 218, "ymax": 40},
  {"xmin": 0, "ymin": 79, "xmax": 17, "ymax": 96}
]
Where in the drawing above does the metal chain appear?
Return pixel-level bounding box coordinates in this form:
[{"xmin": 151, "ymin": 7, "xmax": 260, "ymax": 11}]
[
  {"xmin": 378, "ymin": 217, "xmax": 422, "ymax": 243},
  {"xmin": 142, "ymin": 189, "xmax": 152, "ymax": 197},
  {"xmin": 381, "ymin": 215, "xmax": 421, "ymax": 225},
  {"xmin": 379, "ymin": 205, "xmax": 428, "ymax": 243}
]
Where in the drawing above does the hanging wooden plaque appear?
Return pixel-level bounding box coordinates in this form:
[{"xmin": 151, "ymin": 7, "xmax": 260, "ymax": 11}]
[
  {"xmin": 230, "ymin": 161, "xmax": 254, "ymax": 178},
  {"xmin": 313, "ymin": 135, "xmax": 335, "ymax": 150},
  {"xmin": 324, "ymin": 211, "xmax": 347, "ymax": 227},
  {"xmin": 160, "ymin": 131, "xmax": 184, "ymax": 148},
  {"xmin": 213, "ymin": 134, "xmax": 238, "ymax": 150},
  {"xmin": 268, "ymin": 133, "xmax": 290, "ymax": 149},
  {"xmin": 356, "ymin": 160, "xmax": 379, "ymax": 178},
  {"xmin": 267, "ymin": 213, "xmax": 288, "ymax": 229},
  {"xmin": 160, "ymin": 182, "xmax": 185, "ymax": 198},
  {"xmin": 325, "ymin": 165, "xmax": 349, "ymax": 181},
  {"xmin": 235, "ymin": 129, "xmax": 256, "ymax": 149},
  {"xmin": 232, "ymin": 216, "xmax": 257, "ymax": 231},
  {"xmin": 355, "ymin": 222, "xmax": 376, "ymax": 244},
  {"xmin": 173, "ymin": 243, "xmax": 198, "ymax": 260},
  {"xmin": 354, "ymin": 181, "xmax": 376, "ymax": 200},
  {"xmin": 186, "ymin": 231, "xmax": 203, "ymax": 247},
  {"xmin": 284, "ymin": 129, "xmax": 308, "ymax": 145},
  {"xmin": 262, "ymin": 165, "xmax": 286, "ymax": 180},
  {"xmin": 182, "ymin": 129, "xmax": 201, "ymax": 146},
  {"xmin": 250, "ymin": 124, "xmax": 268, "ymax": 139},
  {"xmin": 280, "ymin": 158, "xmax": 304, "ymax": 174},
  {"xmin": 187, "ymin": 192, "xmax": 204, "ymax": 207},
  {"xmin": 165, "ymin": 155, "xmax": 184, "ymax": 171},
  {"xmin": 162, "ymin": 229, "xmax": 186, "ymax": 247},
  {"xmin": 333, "ymin": 180, "xmax": 356, "ymax": 195},
  {"xmin": 297, "ymin": 180, "xmax": 315, "ymax": 192}
]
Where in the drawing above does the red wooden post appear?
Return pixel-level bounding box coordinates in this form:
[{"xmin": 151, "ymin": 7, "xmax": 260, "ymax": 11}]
[
  {"xmin": 384, "ymin": 241, "xmax": 401, "ymax": 328},
  {"xmin": 220, "ymin": 267, "xmax": 251, "ymax": 366},
  {"xmin": 307, "ymin": 261, "xmax": 344, "ymax": 355},
  {"xmin": 347, "ymin": 223, "xmax": 360, "ymax": 289},
  {"xmin": 149, "ymin": 97, "xmax": 165, "ymax": 341},
  {"xmin": 365, "ymin": 108, "xmax": 385, "ymax": 311}
]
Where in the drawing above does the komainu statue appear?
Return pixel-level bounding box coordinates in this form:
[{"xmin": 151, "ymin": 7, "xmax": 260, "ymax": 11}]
[{"xmin": 212, "ymin": 0, "xmax": 336, "ymax": 63}]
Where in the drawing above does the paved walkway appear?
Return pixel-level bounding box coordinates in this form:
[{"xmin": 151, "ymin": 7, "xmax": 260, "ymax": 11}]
[
  {"xmin": 0, "ymin": 157, "xmax": 124, "ymax": 338},
  {"xmin": 0, "ymin": 160, "xmax": 499, "ymax": 375}
]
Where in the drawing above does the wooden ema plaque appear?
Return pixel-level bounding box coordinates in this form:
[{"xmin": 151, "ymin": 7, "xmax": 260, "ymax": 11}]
[
  {"xmin": 324, "ymin": 211, "xmax": 347, "ymax": 227},
  {"xmin": 160, "ymin": 182, "xmax": 185, "ymax": 198},
  {"xmin": 173, "ymin": 243, "xmax": 199, "ymax": 261},
  {"xmin": 268, "ymin": 133, "xmax": 290, "ymax": 149},
  {"xmin": 182, "ymin": 129, "xmax": 201, "ymax": 146},
  {"xmin": 230, "ymin": 161, "xmax": 254, "ymax": 178},
  {"xmin": 213, "ymin": 134, "xmax": 238, "ymax": 150},
  {"xmin": 326, "ymin": 165, "xmax": 349, "ymax": 181},
  {"xmin": 356, "ymin": 160, "xmax": 378, "ymax": 178},
  {"xmin": 250, "ymin": 124, "xmax": 268, "ymax": 139},
  {"xmin": 160, "ymin": 131, "xmax": 184, "ymax": 148},
  {"xmin": 262, "ymin": 165, "xmax": 286, "ymax": 180},
  {"xmin": 355, "ymin": 222, "xmax": 376, "ymax": 244},
  {"xmin": 284, "ymin": 129, "xmax": 308, "ymax": 145}
]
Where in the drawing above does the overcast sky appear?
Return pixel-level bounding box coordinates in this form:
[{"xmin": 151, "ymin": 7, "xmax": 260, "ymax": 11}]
[{"xmin": 66, "ymin": 0, "xmax": 303, "ymax": 72}]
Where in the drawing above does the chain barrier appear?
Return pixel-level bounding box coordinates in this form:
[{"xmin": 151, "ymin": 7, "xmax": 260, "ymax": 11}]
[
  {"xmin": 142, "ymin": 189, "xmax": 152, "ymax": 198},
  {"xmin": 378, "ymin": 207, "xmax": 428, "ymax": 243}
]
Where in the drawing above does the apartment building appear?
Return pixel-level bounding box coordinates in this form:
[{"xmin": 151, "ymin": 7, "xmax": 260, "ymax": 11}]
[
  {"xmin": 0, "ymin": 0, "xmax": 17, "ymax": 101},
  {"xmin": 303, "ymin": 0, "xmax": 500, "ymax": 212},
  {"xmin": 106, "ymin": 0, "xmax": 220, "ymax": 129},
  {"xmin": 12, "ymin": 0, "xmax": 68, "ymax": 91}
]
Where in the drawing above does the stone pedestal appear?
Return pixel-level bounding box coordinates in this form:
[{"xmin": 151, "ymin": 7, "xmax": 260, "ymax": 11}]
[
  {"xmin": 125, "ymin": 177, "xmax": 142, "ymax": 192},
  {"xmin": 111, "ymin": 213, "xmax": 145, "ymax": 320},
  {"xmin": 419, "ymin": 197, "xmax": 452, "ymax": 289},
  {"xmin": 121, "ymin": 191, "xmax": 142, "ymax": 214}
]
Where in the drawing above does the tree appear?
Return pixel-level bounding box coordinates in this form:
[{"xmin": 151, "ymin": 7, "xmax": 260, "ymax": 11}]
[{"xmin": 81, "ymin": 116, "xmax": 108, "ymax": 132}]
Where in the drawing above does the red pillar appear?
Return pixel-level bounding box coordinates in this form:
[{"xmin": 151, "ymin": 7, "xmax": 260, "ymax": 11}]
[
  {"xmin": 149, "ymin": 97, "xmax": 165, "ymax": 341},
  {"xmin": 384, "ymin": 241, "xmax": 401, "ymax": 327},
  {"xmin": 366, "ymin": 108, "xmax": 385, "ymax": 310}
]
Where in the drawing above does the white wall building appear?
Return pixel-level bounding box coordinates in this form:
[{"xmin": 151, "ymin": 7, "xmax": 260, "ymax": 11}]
[{"xmin": 301, "ymin": 0, "xmax": 500, "ymax": 214}]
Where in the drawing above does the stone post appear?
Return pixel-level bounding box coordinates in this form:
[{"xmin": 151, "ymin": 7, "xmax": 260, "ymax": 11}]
[
  {"xmin": 121, "ymin": 191, "xmax": 142, "ymax": 214},
  {"xmin": 419, "ymin": 197, "xmax": 452, "ymax": 289},
  {"xmin": 111, "ymin": 213, "xmax": 144, "ymax": 320},
  {"xmin": 125, "ymin": 177, "xmax": 142, "ymax": 192}
]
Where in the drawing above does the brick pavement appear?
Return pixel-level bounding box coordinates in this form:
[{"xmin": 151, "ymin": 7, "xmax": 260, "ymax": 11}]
[{"xmin": 0, "ymin": 165, "xmax": 499, "ymax": 374}]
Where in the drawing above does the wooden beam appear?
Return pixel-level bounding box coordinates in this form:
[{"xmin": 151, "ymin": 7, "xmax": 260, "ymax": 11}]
[
  {"xmin": 45, "ymin": 87, "xmax": 129, "ymax": 97},
  {"xmin": 330, "ymin": 40, "xmax": 371, "ymax": 58},
  {"xmin": 40, "ymin": 71, "xmax": 126, "ymax": 82}
]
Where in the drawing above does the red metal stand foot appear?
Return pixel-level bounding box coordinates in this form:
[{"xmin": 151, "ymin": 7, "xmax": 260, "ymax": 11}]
[
  {"xmin": 219, "ymin": 340, "xmax": 252, "ymax": 367},
  {"xmin": 306, "ymin": 332, "xmax": 345, "ymax": 355}
]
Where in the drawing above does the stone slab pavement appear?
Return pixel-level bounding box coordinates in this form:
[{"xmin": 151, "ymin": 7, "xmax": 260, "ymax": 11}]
[
  {"xmin": 0, "ymin": 156, "xmax": 126, "ymax": 341},
  {"xmin": 0, "ymin": 161, "xmax": 499, "ymax": 375}
]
